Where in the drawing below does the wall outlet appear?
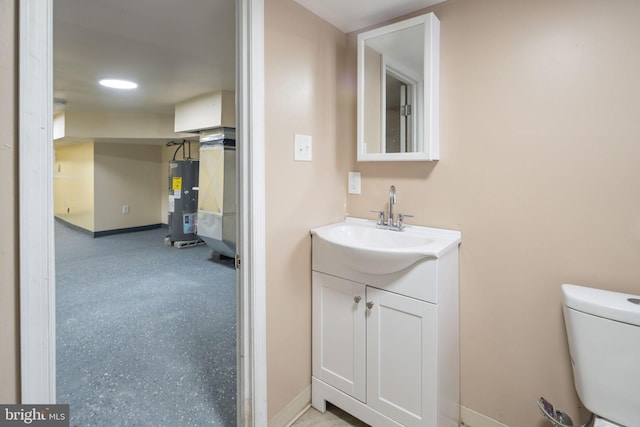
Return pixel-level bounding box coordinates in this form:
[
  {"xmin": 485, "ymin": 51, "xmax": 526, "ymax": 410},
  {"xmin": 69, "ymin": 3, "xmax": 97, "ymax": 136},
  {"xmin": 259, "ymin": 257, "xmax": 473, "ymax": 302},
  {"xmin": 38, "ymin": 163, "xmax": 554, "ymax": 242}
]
[
  {"xmin": 294, "ymin": 134, "xmax": 312, "ymax": 161},
  {"xmin": 348, "ymin": 172, "xmax": 361, "ymax": 194},
  {"xmin": 122, "ymin": 205, "xmax": 129, "ymax": 214}
]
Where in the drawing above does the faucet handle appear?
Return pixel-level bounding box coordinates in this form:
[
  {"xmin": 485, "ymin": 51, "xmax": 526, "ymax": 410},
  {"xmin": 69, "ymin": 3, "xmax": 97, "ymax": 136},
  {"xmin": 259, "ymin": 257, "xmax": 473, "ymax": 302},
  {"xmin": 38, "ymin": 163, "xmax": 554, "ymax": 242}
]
[
  {"xmin": 370, "ymin": 210, "xmax": 385, "ymax": 226},
  {"xmin": 397, "ymin": 213, "xmax": 413, "ymax": 229}
]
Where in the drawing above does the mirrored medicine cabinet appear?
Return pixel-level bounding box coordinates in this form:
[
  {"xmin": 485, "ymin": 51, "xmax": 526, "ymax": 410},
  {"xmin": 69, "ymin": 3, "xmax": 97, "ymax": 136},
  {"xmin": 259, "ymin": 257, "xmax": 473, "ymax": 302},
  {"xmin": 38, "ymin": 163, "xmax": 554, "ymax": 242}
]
[{"xmin": 357, "ymin": 13, "xmax": 440, "ymax": 162}]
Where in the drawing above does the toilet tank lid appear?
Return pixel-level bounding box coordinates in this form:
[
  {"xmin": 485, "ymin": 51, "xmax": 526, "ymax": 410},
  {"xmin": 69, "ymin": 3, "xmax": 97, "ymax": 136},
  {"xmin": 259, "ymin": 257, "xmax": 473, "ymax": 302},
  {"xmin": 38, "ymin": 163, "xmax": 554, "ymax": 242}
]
[{"xmin": 562, "ymin": 284, "xmax": 640, "ymax": 327}]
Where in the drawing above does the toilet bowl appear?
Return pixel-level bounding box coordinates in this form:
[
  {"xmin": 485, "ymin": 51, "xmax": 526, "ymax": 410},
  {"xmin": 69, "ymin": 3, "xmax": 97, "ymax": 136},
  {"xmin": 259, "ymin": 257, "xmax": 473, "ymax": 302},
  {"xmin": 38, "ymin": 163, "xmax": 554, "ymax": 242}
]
[{"xmin": 562, "ymin": 284, "xmax": 640, "ymax": 427}]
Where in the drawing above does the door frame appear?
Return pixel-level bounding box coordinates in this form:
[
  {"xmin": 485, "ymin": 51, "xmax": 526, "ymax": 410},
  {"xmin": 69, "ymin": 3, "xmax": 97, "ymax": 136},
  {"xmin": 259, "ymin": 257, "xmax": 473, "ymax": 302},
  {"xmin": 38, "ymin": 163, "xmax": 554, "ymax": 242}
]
[{"xmin": 18, "ymin": 0, "xmax": 266, "ymax": 425}]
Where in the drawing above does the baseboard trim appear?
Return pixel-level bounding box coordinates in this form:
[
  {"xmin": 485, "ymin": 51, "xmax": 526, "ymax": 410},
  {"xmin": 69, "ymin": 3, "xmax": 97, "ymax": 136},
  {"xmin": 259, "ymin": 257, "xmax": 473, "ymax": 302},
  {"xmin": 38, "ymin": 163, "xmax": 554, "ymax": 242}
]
[
  {"xmin": 460, "ymin": 406, "xmax": 510, "ymax": 427},
  {"xmin": 93, "ymin": 224, "xmax": 162, "ymax": 237},
  {"xmin": 267, "ymin": 385, "xmax": 311, "ymax": 427},
  {"xmin": 266, "ymin": 391, "xmax": 509, "ymax": 427},
  {"xmin": 55, "ymin": 217, "xmax": 163, "ymax": 238},
  {"xmin": 54, "ymin": 216, "xmax": 93, "ymax": 235}
]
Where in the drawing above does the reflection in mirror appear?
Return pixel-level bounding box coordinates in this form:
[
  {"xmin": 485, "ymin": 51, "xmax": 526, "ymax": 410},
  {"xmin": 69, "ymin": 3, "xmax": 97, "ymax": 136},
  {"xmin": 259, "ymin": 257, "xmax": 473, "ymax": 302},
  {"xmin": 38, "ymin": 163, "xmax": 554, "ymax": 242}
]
[
  {"xmin": 385, "ymin": 69, "xmax": 416, "ymax": 153},
  {"xmin": 357, "ymin": 13, "xmax": 439, "ymax": 161},
  {"xmin": 386, "ymin": 73, "xmax": 405, "ymax": 153}
]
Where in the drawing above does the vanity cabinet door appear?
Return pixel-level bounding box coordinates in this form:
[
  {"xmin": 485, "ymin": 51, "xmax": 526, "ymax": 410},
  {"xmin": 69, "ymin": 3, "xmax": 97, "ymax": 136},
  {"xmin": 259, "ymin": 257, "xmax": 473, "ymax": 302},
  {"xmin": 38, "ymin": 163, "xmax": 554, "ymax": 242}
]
[
  {"xmin": 366, "ymin": 287, "xmax": 438, "ymax": 427},
  {"xmin": 312, "ymin": 272, "xmax": 367, "ymax": 402}
]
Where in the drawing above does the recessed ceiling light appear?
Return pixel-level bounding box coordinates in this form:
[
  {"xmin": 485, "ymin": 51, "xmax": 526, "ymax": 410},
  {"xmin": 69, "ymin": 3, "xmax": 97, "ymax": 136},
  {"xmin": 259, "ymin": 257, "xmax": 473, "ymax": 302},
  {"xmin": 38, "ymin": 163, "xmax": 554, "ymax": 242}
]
[{"xmin": 99, "ymin": 78, "xmax": 138, "ymax": 90}]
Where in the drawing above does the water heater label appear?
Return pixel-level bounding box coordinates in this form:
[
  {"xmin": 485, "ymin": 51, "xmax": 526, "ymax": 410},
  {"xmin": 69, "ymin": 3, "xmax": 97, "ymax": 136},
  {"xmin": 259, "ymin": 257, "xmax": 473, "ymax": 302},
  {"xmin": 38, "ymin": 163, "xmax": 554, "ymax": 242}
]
[
  {"xmin": 174, "ymin": 189, "xmax": 181, "ymax": 199},
  {"xmin": 168, "ymin": 195, "xmax": 175, "ymax": 212},
  {"xmin": 172, "ymin": 176, "xmax": 182, "ymax": 191},
  {"xmin": 183, "ymin": 213, "xmax": 196, "ymax": 234}
]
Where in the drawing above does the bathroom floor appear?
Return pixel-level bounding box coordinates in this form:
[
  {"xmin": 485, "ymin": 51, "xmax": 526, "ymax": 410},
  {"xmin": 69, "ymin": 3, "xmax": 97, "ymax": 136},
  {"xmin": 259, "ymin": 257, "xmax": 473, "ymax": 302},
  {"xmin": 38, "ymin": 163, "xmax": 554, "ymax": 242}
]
[{"xmin": 292, "ymin": 404, "xmax": 369, "ymax": 426}]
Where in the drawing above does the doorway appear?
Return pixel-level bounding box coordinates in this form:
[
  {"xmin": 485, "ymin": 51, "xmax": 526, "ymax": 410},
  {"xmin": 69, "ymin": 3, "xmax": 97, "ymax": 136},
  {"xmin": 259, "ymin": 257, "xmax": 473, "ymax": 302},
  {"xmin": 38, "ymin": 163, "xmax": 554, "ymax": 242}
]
[
  {"xmin": 52, "ymin": 1, "xmax": 237, "ymax": 425},
  {"xmin": 18, "ymin": 0, "xmax": 266, "ymax": 425}
]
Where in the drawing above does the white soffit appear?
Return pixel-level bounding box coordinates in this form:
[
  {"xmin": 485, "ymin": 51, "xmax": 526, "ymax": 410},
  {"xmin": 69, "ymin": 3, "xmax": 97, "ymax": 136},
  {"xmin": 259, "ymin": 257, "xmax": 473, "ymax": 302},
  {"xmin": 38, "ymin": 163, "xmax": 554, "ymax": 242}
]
[{"xmin": 294, "ymin": 0, "xmax": 446, "ymax": 33}]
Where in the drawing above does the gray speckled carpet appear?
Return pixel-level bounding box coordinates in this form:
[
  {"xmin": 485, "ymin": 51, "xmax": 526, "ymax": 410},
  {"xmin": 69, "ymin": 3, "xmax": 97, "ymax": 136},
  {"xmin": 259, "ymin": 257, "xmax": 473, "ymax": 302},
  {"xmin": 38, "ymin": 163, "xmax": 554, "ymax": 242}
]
[{"xmin": 55, "ymin": 221, "xmax": 236, "ymax": 427}]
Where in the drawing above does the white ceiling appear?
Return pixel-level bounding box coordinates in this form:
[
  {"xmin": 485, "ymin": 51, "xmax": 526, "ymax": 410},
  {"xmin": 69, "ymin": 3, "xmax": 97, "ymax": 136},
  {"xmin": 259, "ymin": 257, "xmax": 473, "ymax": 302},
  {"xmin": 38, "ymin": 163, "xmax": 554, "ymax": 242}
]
[
  {"xmin": 53, "ymin": 0, "xmax": 236, "ymax": 114},
  {"xmin": 54, "ymin": 0, "xmax": 443, "ymax": 116},
  {"xmin": 294, "ymin": 0, "xmax": 445, "ymax": 33}
]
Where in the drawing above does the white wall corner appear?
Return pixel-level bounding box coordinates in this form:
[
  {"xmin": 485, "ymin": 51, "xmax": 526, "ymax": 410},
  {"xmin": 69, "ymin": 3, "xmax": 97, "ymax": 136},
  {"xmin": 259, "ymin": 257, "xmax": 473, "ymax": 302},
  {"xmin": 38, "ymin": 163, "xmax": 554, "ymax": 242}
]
[
  {"xmin": 460, "ymin": 406, "xmax": 510, "ymax": 427},
  {"xmin": 267, "ymin": 386, "xmax": 311, "ymax": 427}
]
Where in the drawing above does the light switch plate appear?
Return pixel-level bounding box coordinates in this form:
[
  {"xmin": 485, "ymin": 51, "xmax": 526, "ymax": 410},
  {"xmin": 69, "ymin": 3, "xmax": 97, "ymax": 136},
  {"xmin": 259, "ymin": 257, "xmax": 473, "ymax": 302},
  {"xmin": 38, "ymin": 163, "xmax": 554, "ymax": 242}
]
[
  {"xmin": 348, "ymin": 171, "xmax": 361, "ymax": 194},
  {"xmin": 294, "ymin": 134, "xmax": 312, "ymax": 161}
]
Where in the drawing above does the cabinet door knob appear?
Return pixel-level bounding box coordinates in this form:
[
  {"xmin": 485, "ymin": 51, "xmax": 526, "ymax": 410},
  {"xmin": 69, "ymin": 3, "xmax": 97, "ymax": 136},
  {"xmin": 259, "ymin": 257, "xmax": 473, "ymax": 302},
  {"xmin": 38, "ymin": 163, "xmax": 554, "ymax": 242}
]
[
  {"xmin": 354, "ymin": 296, "xmax": 362, "ymax": 303},
  {"xmin": 366, "ymin": 301, "xmax": 374, "ymax": 309}
]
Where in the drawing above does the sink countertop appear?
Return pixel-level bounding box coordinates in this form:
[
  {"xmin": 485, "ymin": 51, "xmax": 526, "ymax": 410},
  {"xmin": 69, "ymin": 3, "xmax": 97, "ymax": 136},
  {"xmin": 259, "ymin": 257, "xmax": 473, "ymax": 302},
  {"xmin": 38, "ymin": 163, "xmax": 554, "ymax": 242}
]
[{"xmin": 311, "ymin": 217, "xmax": 461, "ymax": 259}]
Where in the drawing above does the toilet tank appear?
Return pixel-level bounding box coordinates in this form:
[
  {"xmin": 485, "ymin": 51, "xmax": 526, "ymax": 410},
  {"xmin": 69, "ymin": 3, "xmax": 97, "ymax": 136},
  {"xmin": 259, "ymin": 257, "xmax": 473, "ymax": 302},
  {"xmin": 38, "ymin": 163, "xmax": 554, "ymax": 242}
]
[{"xmin": 561, "ymin": 284, "xmax": 640, "ymax": 427}]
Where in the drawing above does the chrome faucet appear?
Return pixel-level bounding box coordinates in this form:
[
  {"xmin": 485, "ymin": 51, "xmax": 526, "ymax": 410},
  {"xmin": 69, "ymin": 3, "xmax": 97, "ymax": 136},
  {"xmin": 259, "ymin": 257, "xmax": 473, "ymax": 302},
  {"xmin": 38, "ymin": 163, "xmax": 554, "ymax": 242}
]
[
  {"xmin": 370, "ymin": 185, "xmax": 412, "ymax": 231},
  {"xmin": 388, "ymin": 185, "xmax": 397, "ymax": 227}
]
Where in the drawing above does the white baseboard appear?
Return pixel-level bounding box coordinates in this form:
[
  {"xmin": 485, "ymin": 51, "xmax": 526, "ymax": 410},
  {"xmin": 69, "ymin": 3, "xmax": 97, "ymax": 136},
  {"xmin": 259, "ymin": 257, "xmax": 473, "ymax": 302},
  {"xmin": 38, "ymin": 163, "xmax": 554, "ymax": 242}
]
[
  {"xmin": 460, "ymin": 406, "xmax": 510, "ymax": 427},
  {"xmin": 268, "ymin": 385, "xmax": 311, "ymax": 427},
  {"xmin": 268, "ymin": 393, "xmax": 509, "ymax": 427}
]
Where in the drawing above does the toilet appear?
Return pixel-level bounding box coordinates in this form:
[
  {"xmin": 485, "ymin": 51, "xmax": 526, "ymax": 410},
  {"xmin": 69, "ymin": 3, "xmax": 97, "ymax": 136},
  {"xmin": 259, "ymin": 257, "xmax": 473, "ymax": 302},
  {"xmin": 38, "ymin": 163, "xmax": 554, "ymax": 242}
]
[{"xmin": 561, "ymin": 284, "xmax": 640, "ymax": 427}]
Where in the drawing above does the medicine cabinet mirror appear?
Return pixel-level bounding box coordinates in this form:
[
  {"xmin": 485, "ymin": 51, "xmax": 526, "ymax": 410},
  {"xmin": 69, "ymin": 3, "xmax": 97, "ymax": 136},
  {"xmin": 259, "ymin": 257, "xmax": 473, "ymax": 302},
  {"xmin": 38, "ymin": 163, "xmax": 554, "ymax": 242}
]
[{"xmin": 357, "ymin": 13, "xmax": 440, "ymax": 162}]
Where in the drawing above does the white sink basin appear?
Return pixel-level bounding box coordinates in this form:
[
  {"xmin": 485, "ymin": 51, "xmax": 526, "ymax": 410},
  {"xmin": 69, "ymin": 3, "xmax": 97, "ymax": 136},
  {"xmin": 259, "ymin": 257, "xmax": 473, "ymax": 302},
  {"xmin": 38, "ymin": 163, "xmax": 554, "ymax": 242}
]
[{"xmin": 311, "ymin": 217, "xmax": 461, "ymax": 275}]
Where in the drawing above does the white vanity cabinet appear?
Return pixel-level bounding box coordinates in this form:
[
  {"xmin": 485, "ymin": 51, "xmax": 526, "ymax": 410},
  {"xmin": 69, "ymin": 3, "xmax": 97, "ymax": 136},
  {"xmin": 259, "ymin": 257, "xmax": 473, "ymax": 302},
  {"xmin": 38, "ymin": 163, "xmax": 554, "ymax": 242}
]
[
  {"xmin": 366, "ymin": 286, "xmax": 438, "ymax": 427},
  {"xmin": 311, "ymin": 222, "xmax": 460, "ymax": 427},
  {"xmin": 312, "ymin": 273, "xmax": 367, "ymax": 402}
]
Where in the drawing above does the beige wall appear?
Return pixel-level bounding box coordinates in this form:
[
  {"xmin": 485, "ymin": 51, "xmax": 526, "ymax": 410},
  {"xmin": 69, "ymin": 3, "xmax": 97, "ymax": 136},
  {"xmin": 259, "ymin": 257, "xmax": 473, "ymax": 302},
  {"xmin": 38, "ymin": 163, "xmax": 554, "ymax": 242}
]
[
  {"xmin": 94, "ymin": 143, "xmax": 162, "ymax": 232},
  {"xmin": 54, "ymin": 142, "xmax": 95, "ymax": 231},
  {"xmin": 264, "ymin": 0, "xmax": 350, "ymax": 420},
  {"xmin": 346, "ymin": 0, "xmax": 640, "ymax": 425},
  {"xmin": 54, "ymin": 142, "xmax": 164, "ymax": 232},
  {"xmin": 174, "ymin": 91, "xmax": 235, "ymax": 133},
  {"xmin": 63, "ymin": 111, "xmax": 184, "ymax": 140},
  {"xmin": 7, "ymin": 0, "xmax": 639, "ymax": 422},
  {"xmin": 0, "ymin": 0, "xmax": 19, "ymax": 403}
]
